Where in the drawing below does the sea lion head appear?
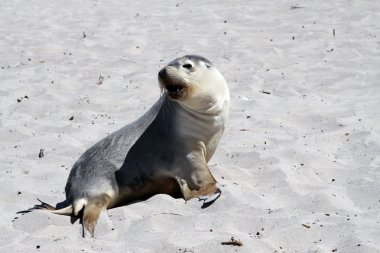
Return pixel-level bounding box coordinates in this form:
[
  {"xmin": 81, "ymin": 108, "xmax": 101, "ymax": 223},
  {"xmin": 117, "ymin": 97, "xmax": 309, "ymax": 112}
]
[{"xmin": 158, "ymin": 55, "xmax": 229, "ymax": 113}]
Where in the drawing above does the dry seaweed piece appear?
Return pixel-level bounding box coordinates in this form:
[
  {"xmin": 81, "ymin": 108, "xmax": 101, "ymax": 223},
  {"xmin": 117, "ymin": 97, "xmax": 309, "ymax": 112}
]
[{"xmin": 221, "ymin": 237, "xmax": 243, "ymax": 246}]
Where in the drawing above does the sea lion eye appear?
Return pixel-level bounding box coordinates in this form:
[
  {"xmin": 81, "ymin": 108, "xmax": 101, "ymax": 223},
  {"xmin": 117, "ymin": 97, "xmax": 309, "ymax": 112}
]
[{"xmin": 182, "ymin": 64, "xmax": 192, "ymax": 70}]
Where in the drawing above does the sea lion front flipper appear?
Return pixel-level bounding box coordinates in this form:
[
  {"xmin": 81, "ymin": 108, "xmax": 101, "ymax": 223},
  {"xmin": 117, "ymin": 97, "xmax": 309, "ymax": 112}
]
[
  {"xmin": 198, "ymin": 188, "xmax": 222, "ymax": 209},
  {"xmin": 178, "ymin": 155, "xmax": 219, "ymax": 201}
]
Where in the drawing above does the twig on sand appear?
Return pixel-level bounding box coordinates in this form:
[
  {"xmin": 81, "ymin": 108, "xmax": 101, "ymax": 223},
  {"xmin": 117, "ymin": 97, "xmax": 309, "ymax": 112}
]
[
  {"xmin": 223, "ymin": 55, "xmax": 231, "ymax": 61},
  {"xmin": 261, "ymin": 90, "xmax": 271, "ymax": 95},
  {"xmin": 290, "ymin": 6, "xmax": 304, "ymax": 9},
  {"xmin": 221, "ymin": 237, "xmax": 243, "ymax": 246}
]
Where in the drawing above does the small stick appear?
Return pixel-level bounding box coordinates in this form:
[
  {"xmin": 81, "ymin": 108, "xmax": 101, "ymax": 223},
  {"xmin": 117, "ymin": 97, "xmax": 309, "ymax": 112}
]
[{"xmin": 290, "ymin": 6, "xmax": 304, "ymax": 9}]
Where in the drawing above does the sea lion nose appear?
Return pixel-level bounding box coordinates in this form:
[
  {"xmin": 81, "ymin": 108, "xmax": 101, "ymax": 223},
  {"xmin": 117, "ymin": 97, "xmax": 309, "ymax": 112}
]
[{"xmin": 158, "ymin": 68, "xmax": 166, "ymax": 78}]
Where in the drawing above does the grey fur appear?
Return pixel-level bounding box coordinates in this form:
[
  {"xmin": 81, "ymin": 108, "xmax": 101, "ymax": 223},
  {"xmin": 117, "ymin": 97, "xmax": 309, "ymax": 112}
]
[
  {"xmin": 66, "ymin": 92, "xmax": 223, "ymax": 205},
  {"xmin": 168, "ymin": 55, "xmax": 212, "ymax": 67},
  {"xmin": 186, "ymin": 55, "xmax": 212, "ymax": 65},
  {"xmin": 65, "ymin": 97, "xmax": 165, "ymax": 204}
]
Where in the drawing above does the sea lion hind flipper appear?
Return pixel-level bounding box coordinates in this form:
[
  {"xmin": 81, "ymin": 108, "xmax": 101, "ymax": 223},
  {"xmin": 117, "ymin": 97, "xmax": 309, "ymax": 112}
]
[
  {"xmin": 17, "ymin": 198, "xmax": 73, "ymax": 215},
  {"xmin": 34, "ymin": 198, "xmax": 55, "ymax": 210},
  {"xmin": 82, "ymin": 194, "xmax": 111, "ymax": 237},
  {"xmin": 82, "ymin": 203, "xmax": 102, "ymax": 237}
]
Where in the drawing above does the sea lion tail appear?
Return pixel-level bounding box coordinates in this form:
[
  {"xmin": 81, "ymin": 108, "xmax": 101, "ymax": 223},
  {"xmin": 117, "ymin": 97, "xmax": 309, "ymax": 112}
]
[{"xmin": 17, "ymin": 198, "xmax": 73, "ymax": 216}]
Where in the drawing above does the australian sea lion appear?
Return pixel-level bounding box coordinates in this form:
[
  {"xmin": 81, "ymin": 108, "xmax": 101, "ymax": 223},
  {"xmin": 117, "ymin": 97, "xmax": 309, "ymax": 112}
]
[{"xmin": 22, "ymin": 55, "xmax": 230, "ymax": 237}]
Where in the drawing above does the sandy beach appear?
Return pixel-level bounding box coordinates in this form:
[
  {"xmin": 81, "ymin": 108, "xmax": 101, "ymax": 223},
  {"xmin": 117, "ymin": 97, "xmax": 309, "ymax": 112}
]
[{"xmin": 1, "ymin": 0, "xmax": 380, "ymax": 252}]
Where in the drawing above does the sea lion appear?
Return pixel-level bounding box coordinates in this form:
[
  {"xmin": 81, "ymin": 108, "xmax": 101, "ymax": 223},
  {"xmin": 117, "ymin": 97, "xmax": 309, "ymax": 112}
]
[{"xmin": 22, "ymin": 55, "xmax": 230, "ymax": 237}]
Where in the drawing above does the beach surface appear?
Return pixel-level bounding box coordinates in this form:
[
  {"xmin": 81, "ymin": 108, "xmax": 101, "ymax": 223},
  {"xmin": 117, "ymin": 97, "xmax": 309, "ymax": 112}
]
[{"xmin": 1, "ymin": 0, "xmax": 380, "ymax": 252}]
